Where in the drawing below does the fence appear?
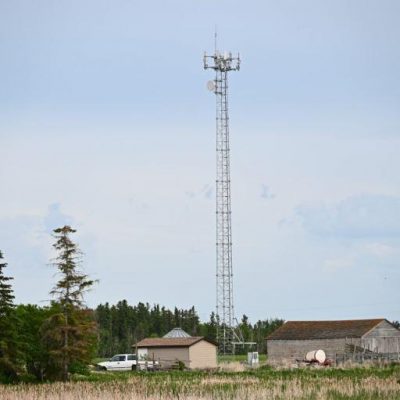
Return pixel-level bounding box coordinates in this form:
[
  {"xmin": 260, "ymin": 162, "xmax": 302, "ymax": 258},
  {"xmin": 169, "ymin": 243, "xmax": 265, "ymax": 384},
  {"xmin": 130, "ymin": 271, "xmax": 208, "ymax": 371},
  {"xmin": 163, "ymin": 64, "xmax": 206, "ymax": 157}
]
[{"xmin": 335, "ymin": 337, "xmax": 400, "ymax": 364}]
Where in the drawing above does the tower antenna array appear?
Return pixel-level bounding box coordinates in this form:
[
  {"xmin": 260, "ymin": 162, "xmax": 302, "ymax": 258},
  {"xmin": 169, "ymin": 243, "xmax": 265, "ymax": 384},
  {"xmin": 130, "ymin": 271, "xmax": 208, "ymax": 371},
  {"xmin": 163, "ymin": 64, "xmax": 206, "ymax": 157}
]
[{"xmin": 204, "ymin": 47, "xmax": 242, "ymax": 354}]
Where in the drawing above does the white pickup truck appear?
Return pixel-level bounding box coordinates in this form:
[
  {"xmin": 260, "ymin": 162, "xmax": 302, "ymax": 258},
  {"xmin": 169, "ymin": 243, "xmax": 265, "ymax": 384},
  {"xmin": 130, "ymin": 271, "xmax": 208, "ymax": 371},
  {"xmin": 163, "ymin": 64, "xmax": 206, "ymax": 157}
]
[{"xmin": 96, "ymin": 354, "xmax": 158, "ymax": 371}]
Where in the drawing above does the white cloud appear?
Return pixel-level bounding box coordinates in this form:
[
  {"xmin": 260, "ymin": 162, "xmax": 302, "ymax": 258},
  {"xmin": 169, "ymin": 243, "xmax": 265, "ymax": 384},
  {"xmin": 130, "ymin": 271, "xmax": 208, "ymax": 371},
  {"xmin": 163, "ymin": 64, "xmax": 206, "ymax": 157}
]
[{"xmin": 363, "ymin": 242, "xmax": 397, "ymax": 258}]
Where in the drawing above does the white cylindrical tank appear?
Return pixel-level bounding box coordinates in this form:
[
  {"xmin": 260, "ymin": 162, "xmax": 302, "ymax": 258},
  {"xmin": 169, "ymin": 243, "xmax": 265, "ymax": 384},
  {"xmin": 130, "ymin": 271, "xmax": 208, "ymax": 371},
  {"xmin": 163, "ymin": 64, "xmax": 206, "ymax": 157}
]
[{"xmin": 305, "ymin": 349, "xmax": 326, "ymax": 364}]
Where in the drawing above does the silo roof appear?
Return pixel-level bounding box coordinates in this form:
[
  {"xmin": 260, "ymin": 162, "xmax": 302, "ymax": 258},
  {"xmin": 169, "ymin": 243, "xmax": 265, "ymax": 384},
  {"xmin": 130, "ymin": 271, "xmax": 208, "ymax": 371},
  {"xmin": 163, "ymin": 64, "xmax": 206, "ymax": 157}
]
[{"xmin": 163, "ymin": 327, "xmax": 191, "ymax": 338}]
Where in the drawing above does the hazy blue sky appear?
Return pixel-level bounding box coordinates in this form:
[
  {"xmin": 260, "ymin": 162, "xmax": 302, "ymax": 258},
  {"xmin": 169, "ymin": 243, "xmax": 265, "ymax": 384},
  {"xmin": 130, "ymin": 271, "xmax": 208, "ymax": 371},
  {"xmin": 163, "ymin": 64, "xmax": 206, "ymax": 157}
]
[{"xmin": 1, "ymin": 0, "xmax": 400, "ymax": 323}]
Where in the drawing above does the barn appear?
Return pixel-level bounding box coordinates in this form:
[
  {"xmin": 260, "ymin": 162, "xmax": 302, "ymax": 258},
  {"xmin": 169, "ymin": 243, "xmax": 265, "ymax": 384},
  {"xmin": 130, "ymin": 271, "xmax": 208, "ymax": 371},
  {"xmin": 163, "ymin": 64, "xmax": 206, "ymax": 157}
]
[
  {"xmin": 266, "ymin": 318, "xmax": 400, "ymax": 364},
  {"xmin": 135, "ymin": 336, "xmax": 218, "ymax": 370}
]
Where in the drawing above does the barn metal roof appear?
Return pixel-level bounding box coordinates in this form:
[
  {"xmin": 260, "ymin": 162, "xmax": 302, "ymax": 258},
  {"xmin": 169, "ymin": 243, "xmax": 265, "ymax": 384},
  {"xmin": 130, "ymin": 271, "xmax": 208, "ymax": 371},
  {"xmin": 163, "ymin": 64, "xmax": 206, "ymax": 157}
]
[
  {"xmin": 267, "ymin": 319, "xmax": 386, "ymax": 340},
  {"xmin": 163, "ymin": 328, "xmax": 191, "ymax": 338},
  {"xmin": 135, "ymin": 337, "xmax": 217, "ymax": 348}
]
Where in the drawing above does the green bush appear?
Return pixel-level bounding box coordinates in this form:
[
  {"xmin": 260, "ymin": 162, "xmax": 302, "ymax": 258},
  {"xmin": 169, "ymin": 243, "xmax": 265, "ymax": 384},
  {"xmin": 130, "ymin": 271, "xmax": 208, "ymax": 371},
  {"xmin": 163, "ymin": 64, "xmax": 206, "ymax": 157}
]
[
  {"xmin": 69, "ymin": 361, "xmax": 91, "ymax": 375},
  {"xmin": 0, "ymin": 358, "xmax": 18, "ymax": 383}
]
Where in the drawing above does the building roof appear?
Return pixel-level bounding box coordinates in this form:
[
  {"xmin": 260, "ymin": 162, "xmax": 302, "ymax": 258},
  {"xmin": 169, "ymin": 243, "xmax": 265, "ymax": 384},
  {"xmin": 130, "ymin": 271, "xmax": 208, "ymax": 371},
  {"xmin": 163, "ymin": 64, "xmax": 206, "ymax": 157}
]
[
  {"xmin": 163, "ymin": 327, "xmax": 191, "ymax": 338},
  {"xmin": 135, "ymin": 336, "xmax": 217, "ymax": 348},
  {"xmin": 267, "ymin": 319, "xmax": 386, "ymax": 340}
]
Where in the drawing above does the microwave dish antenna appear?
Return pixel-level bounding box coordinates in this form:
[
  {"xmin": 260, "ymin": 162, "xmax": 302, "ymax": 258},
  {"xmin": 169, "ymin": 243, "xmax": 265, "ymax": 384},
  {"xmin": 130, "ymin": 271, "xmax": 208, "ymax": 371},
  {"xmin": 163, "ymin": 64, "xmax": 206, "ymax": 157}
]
[{"xmin": 207, "ymin": 80, "xmax": 216, "ymax": 92}]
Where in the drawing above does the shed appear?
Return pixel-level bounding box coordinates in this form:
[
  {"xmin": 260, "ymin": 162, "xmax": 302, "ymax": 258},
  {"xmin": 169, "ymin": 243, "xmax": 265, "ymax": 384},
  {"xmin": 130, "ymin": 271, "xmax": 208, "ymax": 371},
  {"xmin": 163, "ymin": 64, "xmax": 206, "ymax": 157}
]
[
  {"xmin": 266, "ymin": 318, "xmax": 400, "ymax": 364},
  {"xmin": 135, "ymin": 337, "xmax": 217, "ymax": 369}
]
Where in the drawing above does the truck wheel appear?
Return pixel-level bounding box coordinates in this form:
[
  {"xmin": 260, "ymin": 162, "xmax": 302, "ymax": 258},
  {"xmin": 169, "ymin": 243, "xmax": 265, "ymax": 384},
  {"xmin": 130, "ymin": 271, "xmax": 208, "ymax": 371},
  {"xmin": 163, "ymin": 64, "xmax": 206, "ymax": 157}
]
[{"xmin": 132, "ymin": 365, "xmax": 137, "ymax": 371}]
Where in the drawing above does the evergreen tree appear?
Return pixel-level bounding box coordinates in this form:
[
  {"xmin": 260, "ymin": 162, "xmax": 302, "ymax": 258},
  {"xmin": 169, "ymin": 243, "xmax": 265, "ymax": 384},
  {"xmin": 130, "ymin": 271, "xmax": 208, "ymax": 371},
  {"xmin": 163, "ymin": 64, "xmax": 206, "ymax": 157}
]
[
  {"xmin": 199, "ymin": 312, "xmax": 217, "ymax": 340},
  {"xmin": 239, "ymin": 314, "xmax": 252, "ymax": 342},
  {"xmin": 0, "ymin": 251, "xmax": 14, "ymax": 313},
  {"xmin": 42, "ymin": 226, "xmax": 97, "ymax": 381},
  {"xmin": 96, "ymin": 303, "xmax": 114, "ymax": 357},
  {"xmin": 0, "ymin": 250, "xmax": 18, "ymax": 381}
]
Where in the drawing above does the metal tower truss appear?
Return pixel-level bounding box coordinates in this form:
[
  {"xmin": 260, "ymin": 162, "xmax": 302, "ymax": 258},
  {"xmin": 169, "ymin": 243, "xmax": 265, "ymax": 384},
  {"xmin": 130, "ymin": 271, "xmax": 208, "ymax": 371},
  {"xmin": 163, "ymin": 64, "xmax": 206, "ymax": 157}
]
[{"xmin": 204, "ymin": 50, "xmax": 243, "ymax": 354}]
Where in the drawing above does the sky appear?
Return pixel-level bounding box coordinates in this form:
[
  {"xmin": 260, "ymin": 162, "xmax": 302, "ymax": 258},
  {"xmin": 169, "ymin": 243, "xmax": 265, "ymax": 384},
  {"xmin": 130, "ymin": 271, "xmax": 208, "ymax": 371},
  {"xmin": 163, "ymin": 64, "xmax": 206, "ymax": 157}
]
[{"xmin": 1, "ymin": 0, "xmax": 400, "ymax": 323}]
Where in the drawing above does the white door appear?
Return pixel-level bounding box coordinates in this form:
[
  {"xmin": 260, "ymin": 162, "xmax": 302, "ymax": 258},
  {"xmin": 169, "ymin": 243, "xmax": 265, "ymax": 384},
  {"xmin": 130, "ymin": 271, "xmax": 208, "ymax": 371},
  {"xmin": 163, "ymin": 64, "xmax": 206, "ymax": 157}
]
[{"xmin": 109, "ymin": 355, "xmax": 127, "ymax": 370}]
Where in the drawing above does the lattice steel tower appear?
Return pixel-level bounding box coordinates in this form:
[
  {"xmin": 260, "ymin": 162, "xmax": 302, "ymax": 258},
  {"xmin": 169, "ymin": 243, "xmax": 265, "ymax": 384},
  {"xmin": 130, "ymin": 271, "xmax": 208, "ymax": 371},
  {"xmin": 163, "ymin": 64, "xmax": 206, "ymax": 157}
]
[{"xmin": 204, "ymin": 48, "xmax": 242, "ymax": 354}]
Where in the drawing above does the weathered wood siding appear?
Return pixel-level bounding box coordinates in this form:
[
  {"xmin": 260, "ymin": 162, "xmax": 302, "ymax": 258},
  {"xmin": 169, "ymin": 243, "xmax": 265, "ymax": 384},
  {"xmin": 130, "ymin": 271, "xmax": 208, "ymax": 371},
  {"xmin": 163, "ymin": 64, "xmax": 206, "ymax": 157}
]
[
  {"xmin": 267, "ymin": 338, "xmax": 352, "ymax": 363},
  {"xmin": 362, "ymin": 320, "xmax": 400, "ymax": 353},
  {"xmin": 267, "ymin": 321, "xmax": 400, "ymax": 364},
  {"xmin": 188, "ymin": 340, "xmax": 217, "ymax": 369}
]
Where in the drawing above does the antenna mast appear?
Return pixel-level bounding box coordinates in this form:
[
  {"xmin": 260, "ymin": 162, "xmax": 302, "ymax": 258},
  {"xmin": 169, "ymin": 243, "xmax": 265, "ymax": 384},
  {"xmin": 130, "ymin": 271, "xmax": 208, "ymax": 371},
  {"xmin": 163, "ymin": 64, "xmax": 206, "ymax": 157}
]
[{"xmin": 204, "ymin": 47, "xmax": 242, "ymax": 354}]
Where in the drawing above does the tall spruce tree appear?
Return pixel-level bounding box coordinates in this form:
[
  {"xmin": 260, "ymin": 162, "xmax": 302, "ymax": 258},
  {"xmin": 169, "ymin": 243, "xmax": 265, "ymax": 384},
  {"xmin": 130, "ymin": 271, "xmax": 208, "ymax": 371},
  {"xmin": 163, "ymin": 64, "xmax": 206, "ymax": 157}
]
[
  {"xmin": 0, "ymin": 250, "xmax": 18, "ymax": 381},
  {"xmin": 0, "ymin": 250, "xmax": 15, "ymax": 336},
  {"xmin": 43, "ymin": 226, "xmax": 97, "ymax": 381}
]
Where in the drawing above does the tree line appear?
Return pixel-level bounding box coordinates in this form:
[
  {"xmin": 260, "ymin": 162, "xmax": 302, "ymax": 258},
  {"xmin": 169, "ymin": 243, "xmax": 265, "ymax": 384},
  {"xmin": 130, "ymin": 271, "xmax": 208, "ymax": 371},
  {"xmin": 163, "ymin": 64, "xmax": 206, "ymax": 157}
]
[
  {"xmin": 95, "ymin": 301, "xmax": 283, "ymax": 356},
  {"xmin": 0, "ymin": 225, "xmax": 283, "ymax": 383}
]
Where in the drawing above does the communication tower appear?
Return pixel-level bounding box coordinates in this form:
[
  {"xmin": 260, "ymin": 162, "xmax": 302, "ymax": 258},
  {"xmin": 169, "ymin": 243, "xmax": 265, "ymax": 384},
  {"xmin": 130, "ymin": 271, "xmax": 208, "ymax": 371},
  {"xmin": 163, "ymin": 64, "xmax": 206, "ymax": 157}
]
[{"xmin": 203, "ymin": 46, "xmax": 242, "ymax": 354}]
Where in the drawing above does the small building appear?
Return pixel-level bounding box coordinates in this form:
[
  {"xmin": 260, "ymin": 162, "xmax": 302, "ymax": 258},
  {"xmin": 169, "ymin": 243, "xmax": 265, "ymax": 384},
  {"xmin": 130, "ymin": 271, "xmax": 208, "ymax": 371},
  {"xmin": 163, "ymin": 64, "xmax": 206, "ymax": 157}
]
[
  {"xmin": 266, "ymin": 318, "xmax": 400, "ymax": 364},
  {"xmin": 135, "ymin": 336, "xmax": 217, "ymax": 370}
]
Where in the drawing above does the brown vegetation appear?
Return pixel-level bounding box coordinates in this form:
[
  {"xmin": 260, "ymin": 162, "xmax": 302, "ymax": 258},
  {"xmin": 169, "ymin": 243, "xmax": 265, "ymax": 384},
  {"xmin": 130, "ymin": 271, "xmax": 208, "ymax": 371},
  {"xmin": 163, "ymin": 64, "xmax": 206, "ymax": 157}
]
[{"xmin": 1, "ymin": 373, "xmax": 400, "ymax": 399}]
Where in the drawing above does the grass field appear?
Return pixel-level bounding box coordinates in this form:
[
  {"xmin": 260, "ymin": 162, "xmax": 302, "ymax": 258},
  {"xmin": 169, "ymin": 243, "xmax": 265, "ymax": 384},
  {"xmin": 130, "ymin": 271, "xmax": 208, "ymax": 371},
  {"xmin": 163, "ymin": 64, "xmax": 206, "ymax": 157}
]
[{"xmin": 2, "ymin": 364, "xmax": 400, "ymax": 399}]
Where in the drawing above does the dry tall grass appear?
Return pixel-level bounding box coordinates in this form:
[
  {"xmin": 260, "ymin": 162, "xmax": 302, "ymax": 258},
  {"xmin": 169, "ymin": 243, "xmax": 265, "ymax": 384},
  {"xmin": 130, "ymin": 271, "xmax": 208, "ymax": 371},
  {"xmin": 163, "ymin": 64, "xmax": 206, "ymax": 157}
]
[
  {"xmin": 217, "ymin": 361, "xmax": 246, "ymax": 372},
  {"xmin": 1, "ymin": 374, "xmax": 400, "ymax": 400}
]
